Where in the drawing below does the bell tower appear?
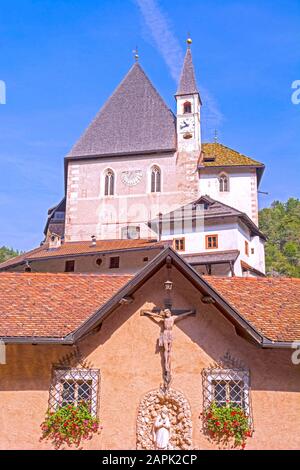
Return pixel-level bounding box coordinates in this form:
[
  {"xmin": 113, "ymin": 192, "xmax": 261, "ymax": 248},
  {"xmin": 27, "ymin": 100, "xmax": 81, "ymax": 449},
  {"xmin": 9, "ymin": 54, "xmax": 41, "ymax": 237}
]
[
  {"xmin": 175, "ymin": 38, "xmax": 202, "ymax": 153},
  {"xmin": 175, "ymin": 38, "xmax": 202, "ymax": 205}
]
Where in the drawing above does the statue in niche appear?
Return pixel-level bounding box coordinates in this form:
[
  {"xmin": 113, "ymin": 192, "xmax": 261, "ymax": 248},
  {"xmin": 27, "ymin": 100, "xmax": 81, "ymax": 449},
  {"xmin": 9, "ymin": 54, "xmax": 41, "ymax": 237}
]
[
  {"xmin": 141, "ymin": 307, "xmax": 195, "ymax": 385},
  {"xmin": 153, "ymin": 406, "xmax": 171, "ymax": 450}
]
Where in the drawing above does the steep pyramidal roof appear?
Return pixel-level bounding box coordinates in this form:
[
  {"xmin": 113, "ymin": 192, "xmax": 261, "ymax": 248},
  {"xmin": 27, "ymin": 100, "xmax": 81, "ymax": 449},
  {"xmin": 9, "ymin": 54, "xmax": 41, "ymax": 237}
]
[
  {"xmin": 68, "ymin": 63, "xmax": 176, "ymax": 159},
  {"xmin": 176, "ymin": 48, "xmax": 199, "ymax": 97}
]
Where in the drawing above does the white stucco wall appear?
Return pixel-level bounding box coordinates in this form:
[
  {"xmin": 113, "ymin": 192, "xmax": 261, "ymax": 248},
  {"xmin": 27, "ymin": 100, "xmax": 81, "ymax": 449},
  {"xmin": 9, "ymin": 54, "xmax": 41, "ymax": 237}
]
[
  {"xmin": 160, "ymin": 218, "xmax": 265, "ymax": 277},
  {"xmin": 199, "ymin": 167, "xmax": 259, "ymax": 224},
  {"xmin": 236, "ymin": 222, "xmax": 265, "ymax": 275},
  {"xmin": 66, "ymin": 153, "xmax": 184, "ymax": 241},
  {"xmin": 160, "ymin": 222, "xmax": 238, "ymax": 254}
]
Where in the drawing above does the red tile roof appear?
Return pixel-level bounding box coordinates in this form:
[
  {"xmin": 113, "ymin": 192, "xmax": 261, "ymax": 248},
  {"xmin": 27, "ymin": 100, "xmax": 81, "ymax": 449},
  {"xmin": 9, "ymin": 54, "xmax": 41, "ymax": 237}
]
[
  {"xmin": 0, "ymin": 270, "xmax": 299, "ymax": 343},
  {"xmin": 0, "ymin": 239, "xmax": 165, "ymax": 270},
  {"xmin": 205, "ymin": 276, "xmax": 300, "ymax": 342},
  {"xmin": 0, "ymin": 273, "xmax": 132, "ymax": 338}
]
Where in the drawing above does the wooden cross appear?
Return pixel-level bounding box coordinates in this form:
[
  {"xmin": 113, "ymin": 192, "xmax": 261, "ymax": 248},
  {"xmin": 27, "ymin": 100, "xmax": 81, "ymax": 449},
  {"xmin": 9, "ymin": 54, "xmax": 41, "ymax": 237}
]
[{"xmin": 141, "ymin": 306, "xmax": 196, "ymax": 386}]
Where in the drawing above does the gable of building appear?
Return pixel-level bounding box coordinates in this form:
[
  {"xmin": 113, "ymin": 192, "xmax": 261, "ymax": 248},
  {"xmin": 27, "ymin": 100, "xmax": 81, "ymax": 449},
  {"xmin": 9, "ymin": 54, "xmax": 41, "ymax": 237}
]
[{"xmin": 0, "ymin": 248, "xmax": 299, "ymax": 346}]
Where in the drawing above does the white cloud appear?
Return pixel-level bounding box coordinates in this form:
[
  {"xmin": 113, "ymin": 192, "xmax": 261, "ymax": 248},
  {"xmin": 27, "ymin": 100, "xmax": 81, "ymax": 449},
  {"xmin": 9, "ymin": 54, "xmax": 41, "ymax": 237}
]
[
  {"xmin": 133, "ymin": 0, "xmax": 223, "ymax": 134},
  {"xmin": 134, "ymin": 0, "xmax": 183, "ymax": 82}
]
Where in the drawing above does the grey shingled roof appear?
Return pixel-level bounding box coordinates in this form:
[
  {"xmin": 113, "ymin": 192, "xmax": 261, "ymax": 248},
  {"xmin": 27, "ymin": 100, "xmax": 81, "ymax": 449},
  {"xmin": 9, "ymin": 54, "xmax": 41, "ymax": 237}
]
[
  {"xmin": 176, "ymin": 48, "xmax": 199, "ymax": 96},
  {"xmin": 149, "ymin": 195, "xmax": 266, "ymax": 240},
  {"xmin": 68, "ymin": 63, "xmax": 176, "ymax": 158},
  {"xmin": 184, "ymin": 250, "xmax": 240, "ymax": 265}
]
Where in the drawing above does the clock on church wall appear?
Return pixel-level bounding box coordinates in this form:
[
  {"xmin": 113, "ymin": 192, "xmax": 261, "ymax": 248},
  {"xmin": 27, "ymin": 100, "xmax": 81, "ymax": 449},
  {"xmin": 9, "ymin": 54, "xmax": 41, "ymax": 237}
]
[
  {"xmin": 121, "ymin": 170, "xmax": 143, "ymax": 187},
  {"xmin": 179, "ymin": 117, "xmax": 195, "ymax": 134}
]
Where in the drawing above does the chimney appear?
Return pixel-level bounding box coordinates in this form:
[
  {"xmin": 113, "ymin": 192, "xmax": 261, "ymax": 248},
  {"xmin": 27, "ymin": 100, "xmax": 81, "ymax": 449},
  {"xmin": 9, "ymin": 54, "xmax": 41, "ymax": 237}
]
[
  {"xmin": 49, "ymin": 233, "xmax": 62, "ymax": 250},
  {"xmin": 91, "ymin": 235, "xmax": 97, "ymax": 247}
]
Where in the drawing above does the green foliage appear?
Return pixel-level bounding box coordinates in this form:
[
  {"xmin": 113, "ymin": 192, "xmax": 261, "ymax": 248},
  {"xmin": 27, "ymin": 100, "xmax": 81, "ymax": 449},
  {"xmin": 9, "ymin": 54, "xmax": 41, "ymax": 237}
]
[
  {"xmin": 40, "ymin": 402, "xmax": 100, "ymax": 449},
  {"xmin": 0, "ymin": 246, "xmax": 20, "ymax": 263},
  {"xmin": 259, "ymin": 198, "xmax": 300, "ymax": 277},
  {"xmin": 202, "ymin": 402, "xmax": 252, "ymax": 449}
]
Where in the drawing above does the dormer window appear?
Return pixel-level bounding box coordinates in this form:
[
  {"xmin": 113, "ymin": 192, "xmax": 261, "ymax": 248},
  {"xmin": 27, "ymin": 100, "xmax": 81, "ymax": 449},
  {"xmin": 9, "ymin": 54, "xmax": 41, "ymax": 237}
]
[
  {"xmin": 183, "ymin": 101, "xmax": 192, "ymax": 114},
  {"xmin": 48, "ymin": 233, "xmax": 62, "ymax": 250}
]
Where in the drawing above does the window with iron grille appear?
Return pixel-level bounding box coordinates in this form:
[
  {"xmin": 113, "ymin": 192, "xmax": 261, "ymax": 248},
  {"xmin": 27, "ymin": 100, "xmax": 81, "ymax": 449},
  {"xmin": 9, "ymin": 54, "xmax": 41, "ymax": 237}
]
[
  {"xmin": 202, "ymin": 368, "xmax": 252, "ymax": 423},
  {"xmin": 65, "ymin": 260, "xmax": 75, "ymax": 272},
  {"xmin": 109, "ymin": 256, "xmax": 120, "ymax": 269},
  {"xmin": 49, "ymin": 368, "xmax": 100, "ymax": 417}
]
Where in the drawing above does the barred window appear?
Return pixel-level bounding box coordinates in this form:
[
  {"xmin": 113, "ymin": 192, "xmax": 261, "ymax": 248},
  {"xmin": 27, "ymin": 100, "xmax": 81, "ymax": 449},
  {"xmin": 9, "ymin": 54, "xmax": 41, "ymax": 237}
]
[
  {"xmin": 202, "ymin": 368, "xmax": 251, "ymax": 418},
  {"xmin": 109, "ymin": 256, "xmax": 120, "ymax": 269},
  {"xmin": 49, "ymin": 368, "xmax": 100, "ymax": 417}
]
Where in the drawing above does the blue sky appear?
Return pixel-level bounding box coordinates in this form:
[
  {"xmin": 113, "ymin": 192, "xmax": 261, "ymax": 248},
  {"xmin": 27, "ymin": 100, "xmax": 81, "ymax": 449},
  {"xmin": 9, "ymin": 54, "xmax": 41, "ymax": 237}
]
[{"xmin": 0, "ymin": 0, "xmax": 299, "ymax": 251}]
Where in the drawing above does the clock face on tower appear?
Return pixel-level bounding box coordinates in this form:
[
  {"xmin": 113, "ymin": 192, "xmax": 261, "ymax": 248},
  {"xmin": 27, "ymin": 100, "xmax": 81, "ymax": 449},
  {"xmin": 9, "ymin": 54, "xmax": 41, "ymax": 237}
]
[{"xmin": 179, "ymin": 117, "xmax": 195, "ymax": 134}]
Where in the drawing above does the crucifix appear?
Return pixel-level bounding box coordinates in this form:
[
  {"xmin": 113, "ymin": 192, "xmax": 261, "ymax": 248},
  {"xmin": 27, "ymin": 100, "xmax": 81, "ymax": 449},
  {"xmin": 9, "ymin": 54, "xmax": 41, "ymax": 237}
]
[{"xmin": 141, "ymin": 306, "xmax": 196, "ymax": 387}]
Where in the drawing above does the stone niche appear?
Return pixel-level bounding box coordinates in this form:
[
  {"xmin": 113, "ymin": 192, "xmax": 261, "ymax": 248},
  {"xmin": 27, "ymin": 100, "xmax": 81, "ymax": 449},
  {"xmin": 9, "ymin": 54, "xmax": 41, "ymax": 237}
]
[{"xmin": 136, "ymin": 388, "xmax": 192, "ymax": 450}]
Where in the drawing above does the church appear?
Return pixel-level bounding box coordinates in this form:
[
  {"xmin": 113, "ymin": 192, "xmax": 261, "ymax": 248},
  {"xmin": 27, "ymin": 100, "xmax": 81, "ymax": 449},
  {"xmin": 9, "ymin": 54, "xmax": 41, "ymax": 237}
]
[
  {"xmin": 0, "ymin": 40, "xmax": 299, "ymax": 451},
  {"xmin": 0, "ymin": 39, "xmax": 265, "ymax": 278}
]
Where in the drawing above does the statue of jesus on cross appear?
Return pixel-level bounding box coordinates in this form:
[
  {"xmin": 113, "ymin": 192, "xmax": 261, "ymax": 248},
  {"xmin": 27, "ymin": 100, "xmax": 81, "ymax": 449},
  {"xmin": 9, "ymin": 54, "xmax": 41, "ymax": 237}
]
[{"xmin": 141, "ymin": 307, "xmax": 196, "ymax": 385}]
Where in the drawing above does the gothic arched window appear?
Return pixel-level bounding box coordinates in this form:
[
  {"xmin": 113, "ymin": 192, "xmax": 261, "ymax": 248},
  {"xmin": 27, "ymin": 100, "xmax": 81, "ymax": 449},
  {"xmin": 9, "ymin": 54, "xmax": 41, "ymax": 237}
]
[
  {"xmin": 183, "ymin": 101, "xmax": 192, "ymax": 114},
  {"xmin": 104, "ymin": 169, "xmax": 115, "ymax": 196},
  {"xmin": 219, "ymin": 173, "xmax": 229, "ymax": 192},
  {"xmin": 151, "ymin": 166, "xmax": 161, "ymax": 193}
]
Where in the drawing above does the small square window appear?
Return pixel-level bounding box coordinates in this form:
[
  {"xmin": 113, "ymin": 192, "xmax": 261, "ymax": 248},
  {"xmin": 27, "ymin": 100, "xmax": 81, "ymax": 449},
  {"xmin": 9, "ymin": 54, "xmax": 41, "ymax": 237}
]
[
  {"xmin": 202, "ymin": 368, "xmax": 252, "ymax": 425},
  {"xmin": 65, "ymin": 260, "xmax": 75, "ymax": 272},
  {"xmin": 205, "ymin": 235, "xmax": 218, "ymax": 250},
  {"xmin": 173, "ymin": 238, "xmax": 185, "ymax": 251},
  {"xmin": 109, "ymin": 256, "xmax": 120, "ymax": 269},
  {"xmin": 251, "ymin": 248, "xmax": 255, "ymax": 255},
  {"xmin": 49, "ymin": 368, "xmax": 100, "ymax": 417},
  {"xmin": 143, "ymin": 257, "xmax": 149, "ymax": 262}
]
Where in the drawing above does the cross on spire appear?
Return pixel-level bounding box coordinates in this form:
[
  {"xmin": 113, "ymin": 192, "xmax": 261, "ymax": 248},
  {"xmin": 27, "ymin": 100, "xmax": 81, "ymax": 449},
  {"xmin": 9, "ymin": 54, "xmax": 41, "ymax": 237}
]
[
  {"xmin": 187, "ymin": 33, "xmax": 192, "ymax": 48},
  {"xmin": 133, "ymin": 46, "xmax": 139, "ymax": 62}
]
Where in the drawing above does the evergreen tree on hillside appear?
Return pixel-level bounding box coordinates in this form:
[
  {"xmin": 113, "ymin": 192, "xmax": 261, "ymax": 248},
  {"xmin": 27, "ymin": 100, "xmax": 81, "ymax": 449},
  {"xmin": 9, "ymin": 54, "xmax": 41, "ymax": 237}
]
[
  {"xmin": 0, "ymin": 246, "xmax": 20, "ymax": 264},
  {"xmin": 259, "ymin": 198, "xmax": 300, "ymax": 277}
]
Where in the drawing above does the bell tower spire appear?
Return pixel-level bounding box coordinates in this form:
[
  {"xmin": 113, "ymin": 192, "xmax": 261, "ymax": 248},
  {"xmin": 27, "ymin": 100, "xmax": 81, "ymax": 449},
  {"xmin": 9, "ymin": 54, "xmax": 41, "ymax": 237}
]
[{"xmin": 175, "ymin": 37, "xmax": 202, "ymax": 153}]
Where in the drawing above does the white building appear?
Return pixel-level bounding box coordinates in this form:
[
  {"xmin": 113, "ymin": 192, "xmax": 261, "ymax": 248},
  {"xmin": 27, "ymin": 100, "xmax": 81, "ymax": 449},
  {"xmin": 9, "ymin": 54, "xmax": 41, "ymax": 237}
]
[
  {"xmin": 149, "ymin": 195, "xmax": 266, "ymax": 277},
  {"xmin": 0, "ymin": 40, "xmax": 267, "ymax": 278}
]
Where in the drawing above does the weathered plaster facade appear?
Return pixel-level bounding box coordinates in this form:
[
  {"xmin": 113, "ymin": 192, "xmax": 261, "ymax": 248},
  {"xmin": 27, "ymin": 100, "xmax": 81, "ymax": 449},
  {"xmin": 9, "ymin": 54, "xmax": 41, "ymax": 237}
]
[{"xmin": 1, "ymin": 267, "xmax": 299, "ymax": 450}]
